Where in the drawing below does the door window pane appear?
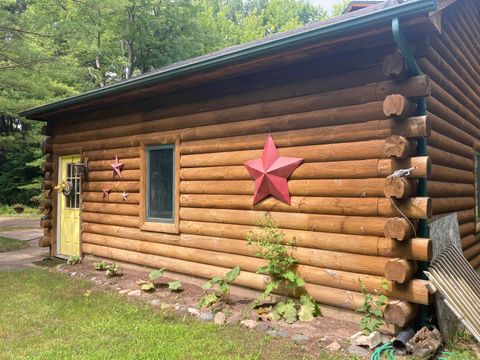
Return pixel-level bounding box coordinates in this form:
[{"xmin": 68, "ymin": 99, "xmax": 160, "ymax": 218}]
[{"xmin": 147, "ymin": 145, "xmax": 174, "ymax": 222}]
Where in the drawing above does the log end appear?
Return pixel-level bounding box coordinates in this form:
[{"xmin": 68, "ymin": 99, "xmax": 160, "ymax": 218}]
[
  {"xmin": 384, "ymin": 258, "xmax": 417, "ymax": 283},
  {"xmin": 39, "ymin": 236, "xmax": 51, "ymax": 248},
  {"xmin": 384, "ymin": 177, "xmax": 417, "ymax": 199},
  {"xmin": 384, "ymin": 217, "xmax": 415, "ymax": 240},
  {"xmin": 384, "ymin": 136, "xmax": 414, "ymax": 158},
  {"xmin": 384, "ymin": 300, "xmax": 418, "ymax": 327},
  {"xmin": 383, "ymin": 94, "xmax": 417, "ymax": 118}
]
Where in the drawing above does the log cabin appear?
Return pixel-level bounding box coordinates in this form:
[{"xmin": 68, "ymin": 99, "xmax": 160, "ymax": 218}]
[{"xmin": 22, "ymin": 0, "xmax": 480, "ymax": 333}]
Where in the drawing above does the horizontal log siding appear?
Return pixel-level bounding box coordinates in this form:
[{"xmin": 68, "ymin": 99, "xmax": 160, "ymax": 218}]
[
  {"xmin": 48, "ymin": 38, "xmax": 432, "ymax": 312},
  {"xmin": 421, "ymin": 0, "xmax": 480, "ymax": 267}
]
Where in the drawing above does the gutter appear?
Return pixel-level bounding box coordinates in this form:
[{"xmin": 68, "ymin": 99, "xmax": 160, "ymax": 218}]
[
  {"xmin": 21, "ymin": 0, "xmax": 437, "ymax": 119},
  {"xmin": 391, "ymin": 16, "xmax": 430, "ymax": 327}
]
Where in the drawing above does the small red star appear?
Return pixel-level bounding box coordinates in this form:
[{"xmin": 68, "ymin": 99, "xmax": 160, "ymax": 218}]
[
  {"xmin": 102, "ymin": 188, "xmax": 111, "ymax": 199},
  {"xmin": 110, "ymin": 156, "xmax": 124, "ymax": 177},
  {"xmin": 244, "ymin": 135, "xmax": 303, "ymax": 205}
]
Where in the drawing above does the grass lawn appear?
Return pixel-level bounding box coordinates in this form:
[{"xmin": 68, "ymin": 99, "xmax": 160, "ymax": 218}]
[
  {"xmin": 0, "ymin": 236, "xmax": 29, "ymax": 252},
  {"xmin": 0, "ymin": 269, "xmax": 313, "ymax": 360}
]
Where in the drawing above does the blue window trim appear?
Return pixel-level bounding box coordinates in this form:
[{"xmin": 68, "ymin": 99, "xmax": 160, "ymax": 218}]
[{"xmin": 146, "ymin": 144, "xmax": 175, "ymax": 223}]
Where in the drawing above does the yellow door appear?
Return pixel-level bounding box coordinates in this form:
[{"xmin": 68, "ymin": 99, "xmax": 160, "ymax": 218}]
[{"xmin": 58, "ymin": 155, "xmax": 81, "ymax": 257}]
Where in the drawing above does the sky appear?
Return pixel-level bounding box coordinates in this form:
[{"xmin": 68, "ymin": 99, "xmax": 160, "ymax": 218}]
[{"xmin": 308, "ymin": 0, "xmax": 343, "ymax": 13}]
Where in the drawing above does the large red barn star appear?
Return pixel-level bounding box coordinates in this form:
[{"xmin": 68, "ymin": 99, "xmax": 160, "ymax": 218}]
[{"xmin": 244, "ymin": 135, "xmax": 303, "ymax": 205}]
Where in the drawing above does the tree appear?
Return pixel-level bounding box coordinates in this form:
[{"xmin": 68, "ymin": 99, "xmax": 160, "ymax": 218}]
[{"xmin": 332, "ymin": 0, "xmax": 350, "ymax": 17}]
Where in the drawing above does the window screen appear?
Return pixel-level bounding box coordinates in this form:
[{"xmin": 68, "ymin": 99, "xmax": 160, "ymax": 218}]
[{"xmin": 146, "ymin": 145, "xmax": 175, "ymax": 222}]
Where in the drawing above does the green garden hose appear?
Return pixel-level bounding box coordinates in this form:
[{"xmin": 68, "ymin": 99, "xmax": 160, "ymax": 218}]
[{"xmin": 370, "ymin": 340, "xmax": 395, "ymax": 360}]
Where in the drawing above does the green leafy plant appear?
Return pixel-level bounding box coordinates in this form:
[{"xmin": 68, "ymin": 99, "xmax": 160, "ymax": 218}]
[
  {"xmin": 271, "ymin": 294, "xmax": 321, "ymax": 324},
  {"xmin": 67, "ymin": 255, "xmax": 82, "ymax": 265},
  {"xmin": 105, "ymin": 263, "xmax": 120, "ymax": 278},
  {"xmin": 356, "ymin": 279, "xmax": 389, "ymax": 335},
  {"xmin": 137, "ymin": 268, "xmax": 165, "ymax": 291},
  {"xmin": 94, "ymin": 261, "xmax": 108, "ymax": 271},
  {"xmin": 198, "ymin": 267, "xmax": 240, "ymax": 308},
  {"xmin": 168, "ymin": 281, "xmax": 182, "ymax": 292},
  {"xmin": 246, "ymin": 215, "xmax": 305, "ymax": 300},
  {"xmin": 246, "ymin": 216, "xmax": 321, "ymax": 323}
]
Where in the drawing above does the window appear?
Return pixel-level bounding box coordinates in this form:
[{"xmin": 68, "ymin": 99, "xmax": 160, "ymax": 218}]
[
  {"xmin": 140, "ymin": 138, "xmax": 179, "ymax": 234},
  {"xmin": 66, "ymin": 162, "xmax": 80, "ymax": 209},
  {"xmin": 146, "ymin": 145, "xmax": 175, "ymax": 222}
]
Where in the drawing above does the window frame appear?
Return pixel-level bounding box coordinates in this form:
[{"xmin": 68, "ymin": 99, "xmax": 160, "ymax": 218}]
[{"xmin": 140, "ymin": 137, "xmax": 180, "ymax": 234}]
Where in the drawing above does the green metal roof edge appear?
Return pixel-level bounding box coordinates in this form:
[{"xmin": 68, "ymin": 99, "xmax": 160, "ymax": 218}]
[{"xmin": 21, "ymin": 0, "xmax": 437, "ymax": 119}]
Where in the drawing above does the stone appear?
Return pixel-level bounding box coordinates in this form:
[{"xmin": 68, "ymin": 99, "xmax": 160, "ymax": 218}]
[
  {"xmin": 292, "ymin": 334, "xmax": 310, "ymax": 343},
  {"xmin": 240, "ymin": 320, "xmax": 258, "ymax": 329},
  {"xmin": 187, "ymin": 307, "xmax": 200, "ymax": 316},
  {"xmin": 150, "ymin": 299, "xmax": 162, "ymax": 306},
  {"xmin": 226, "ymin": 313, "xmax": 242, "ymax": 326},
  {"xmin": 90, "ymin": 277, "xmax": 96, "ymax": 282},
  {"xmin": 115, "ymin": 287, "xmax": 122, "ymax": 291},
  {"xmin": 406, "ymin": 327, "xmax": 443, "ymax": 359},
  {"xmin": 127, "ymin": 289, "xmax": 142, "ymax": 297},
  {"xmin": 347, "ymin": 344, "xmax": 370, "ymax": 357},
  {"xmin": 267, "ymin": 329, "xmax": 287, "ymax": 338},
  {"xmin": 214, "ymin": 312, "xmax": 226, "ymax": 325},
  {"xmin": 70, "ymin": 272, "xmax": 77, "ymax": 277},
  {"xmin": 119, "ymin": 289, "xmax": 130, "ymax": 295},
  {"xmin": 198, "ymin": 312, "xmax": 214, "ymax": 322},
  {"xmin": 318, "ymin": 336, "xmax": 328, "ymax": 343},
  {"xmin": 254, "ymin": 322, "xmax": 270, "ymax": 332},
  {"xmin": 326, "ymin": 341, "xmax": 342, "ymax": 352},
  {"xmin": 350, "ymin": 331, "xmax": 382, "ymax": 349},
  {"xmin": 174, "ymin": 304, "xmax": 188, "ymax": 313}
]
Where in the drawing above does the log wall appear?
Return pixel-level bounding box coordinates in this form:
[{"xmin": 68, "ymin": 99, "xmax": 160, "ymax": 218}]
[
  {"xmin": 42, "ymin": 30, "xmax": 438, "ymax": 328},
  {"xmin": 419, "ymin": 0, "xmax": 480, "ymax": 269}
]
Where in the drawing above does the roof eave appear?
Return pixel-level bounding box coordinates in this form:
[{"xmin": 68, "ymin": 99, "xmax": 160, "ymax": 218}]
[{"xmin": 21, "ymin": 0, "xmax": 437, "ymax": 120}]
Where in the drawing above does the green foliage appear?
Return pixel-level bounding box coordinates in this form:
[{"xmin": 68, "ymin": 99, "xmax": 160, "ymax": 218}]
[
  {"xmin": 105, "ymin": 263, "xmax": 120, "ymax": 277},
  {"xmin": 331, "ymin": 0, "xmax": 351, "ymax": 17},
  {"xmin": 198, "ymin": 266, "xmax": 241, "ymax": 308},
  {"xmin": 94, "ymin": 261, "xmax": 108, "ymax": 271},
  {"xmin": 66, "ymin": 255, "xmax": 82, "ymax": 265},
  {"xmin": 356, "ymin": 279, "xmax": 389, "ymax": 335},
  {"xmin": 168, "ymin": 280, "xmax": 182, "ymax": 292},
  {"xmin": 271, "ymin": 294, "xmax": 321, "ymax": 323},
  {"xmin": 138, "ymin": 268, "xmax": 165, "ymax": 291},
  {"xmin": 246, "ymin": 215, "xmax": 304, "ymax": 300}
]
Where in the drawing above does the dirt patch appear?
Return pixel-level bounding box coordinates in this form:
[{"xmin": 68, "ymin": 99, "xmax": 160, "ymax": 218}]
[{"xmin": 56, "ymin": 256, "xmax": 365, "ymax": 358}]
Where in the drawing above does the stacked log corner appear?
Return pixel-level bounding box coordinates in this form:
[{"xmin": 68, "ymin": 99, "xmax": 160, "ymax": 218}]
[
  {"xmin": 48, "ymin": 38, "xmax": 437, "ymax": 332},
  {"xmin": 40, "ymin": 126, "xmax": 53, "ymax": 248}
]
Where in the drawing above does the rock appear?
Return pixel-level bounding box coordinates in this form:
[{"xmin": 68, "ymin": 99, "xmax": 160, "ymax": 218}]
[
  {"xmin": 347, "ymin": 344, "xmax": 370, "ymax": 357},
  {"xmin": 318, "ymin": 336, "xmax": 328, "ymax": 343},
  {"xmin": 214, "ymin": 312, "xmax": 226, "ymax": 325},
  {"xmin": 326, "ymin": 341, "xmax": 342, "ymax": 352},
  {"xmin": 254, "ymin": 322, "xmax": 270, "ymax": 332},
  {"xmin": 187, "ymin": 307, "xmax": 200, "ymax": 316},
  {"xmin": 267, "ymin": 329, "xmax": 287, "ymax": 338},
  {"xmin": 70, "ymin": 272, "xmax": 77, "ymax": 277},
  {"xmin": 119, "ymin": 289, "xmax": 130, "ymax": 295},
  {"xmin": 406, "ymin": 327, "xmax": 443, "ymax": 359},
  {"xmin": 350, "ymin": 331, "xmax": 382, "ymax": 349},
  {"xmin": 198, "ymin": 312, "xmax": 214, "ymax": 322},
  {"xmin": 226, "ymin": 313, "xmax": 242, "ymax": 326},
  {"xmin": 90, "ymin": 277, "xmax": 96, "ymax": 282},
  {"xmin": 292, "ymin": 334, "xmax": 310, "ymax": 343},
  {"xmin": 174, "ymin": 304, "xmax": 188, "ymax": 312},
  {"xmin": 127, "ymin": 289, "xmax": 142, "ymax": 297},
  {"xmin": 240, "ymin": 320, "xmax": 258, "ymax": 329},
  {"xmin": 116, "ymin": 287, "xmax": 122, "ymax": 291},
  {"xmin": 150, "ymin": 299, "xmax": 162, "ymax": 306}
]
